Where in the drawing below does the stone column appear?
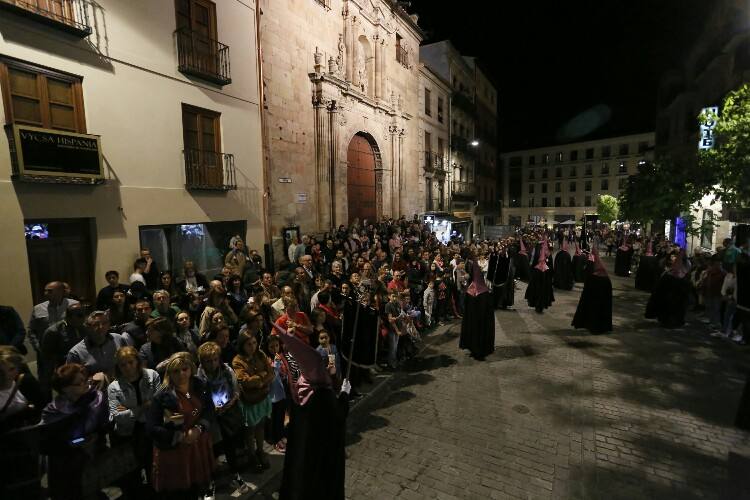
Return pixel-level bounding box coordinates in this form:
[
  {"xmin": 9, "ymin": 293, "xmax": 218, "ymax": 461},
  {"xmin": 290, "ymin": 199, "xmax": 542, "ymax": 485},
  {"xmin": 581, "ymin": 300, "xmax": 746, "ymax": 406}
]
[
  {"xmin": 344, "ymin": 16, "xmax": 352, "ymax": 82},
  {"xmin": 379, "ymin": 39, "xmax": 386, "ymax": 99},
  {"xmin": 397, "ymin": 128, "xmax": 405, "ymax": 217},
  {"xmin": 327, "ymin": 101, "xmax": 339, "ymax": 230},
  {"xmin": 374, "ymin": 35, "xmax": 381, "ymax": 98},
  {"xmin": 351, "ymin": 23, "xmax": 360, "ymax": 88},
  {"xmin": 313, "ymin": 97, "xmax": 331, "ymax": 231},
  {"xmin": 388, "ymin": 124, "xmax": 398, "ymax": 218}
]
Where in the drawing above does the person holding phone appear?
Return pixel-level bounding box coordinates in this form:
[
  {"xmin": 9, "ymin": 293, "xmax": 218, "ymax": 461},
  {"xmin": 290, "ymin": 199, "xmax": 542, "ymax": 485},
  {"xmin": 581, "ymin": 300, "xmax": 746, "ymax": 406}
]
[
  {"xmin": 147, "ymin": 353, "xmax": 216, "ymax": 499},
  {"xmin": 39, "ymin": 363, "xmax": 109, "ymax": 500}
]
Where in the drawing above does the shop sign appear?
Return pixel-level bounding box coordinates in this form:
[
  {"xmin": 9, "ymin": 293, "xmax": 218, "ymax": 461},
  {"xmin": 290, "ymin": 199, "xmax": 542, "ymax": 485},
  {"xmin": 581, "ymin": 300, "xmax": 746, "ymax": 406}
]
[
  {"xmin": 698, "ymin": 106, "xmax": 719, "ymax": 150},
  {"xmin": 8, "ymin": 124, "xmax": 103, "ymax": 183}
]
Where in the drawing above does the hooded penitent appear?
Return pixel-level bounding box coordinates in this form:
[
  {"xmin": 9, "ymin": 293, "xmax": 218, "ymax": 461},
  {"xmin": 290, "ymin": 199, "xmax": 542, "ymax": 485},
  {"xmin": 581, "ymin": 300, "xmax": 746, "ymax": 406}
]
[
  {"xmin": 519, "ymin": 237, "xmax": 527, "ymax": 256},
  {"xmin": 669, "ymin": 249, "xmax": 689, "ymax": 279},
  {"xmin": 645, "ymin": 240, "xmax": 653, "ymax": 257},
  {"xmin": 575, "ymin": 241, "xmax": 582, "ymax": 256},
  {"xmin": 591, "ymin": 246, "xmax": 608, "ymax": 277},
  {"xmin": 535, "ymin": 239, "xmax": 550, "ymax": 272}
]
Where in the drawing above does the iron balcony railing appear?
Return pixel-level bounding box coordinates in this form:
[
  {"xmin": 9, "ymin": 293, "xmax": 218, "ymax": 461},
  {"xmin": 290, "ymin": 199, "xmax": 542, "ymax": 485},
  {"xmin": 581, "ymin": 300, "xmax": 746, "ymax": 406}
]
[
  {"xmin": 434, "ymin": 153, "xmax": 447, "ymax": 174},
  {"xmin": 396, "ymin": 45, "xmax": 409, "ymax": 68},
  {"xmin": 184, "ymin": 149, "xmax": 237, "ymax": 191},
  {"xmin": 452, "ymin": 180, "xmax": 476, "ymax": 198},
  {"xmin": 0, "ymin": 0, "xmax": 91, "ymax": 37},
  {"xmin": 175, "ymin": 27, "xmax": 232, "ymax": 86}
]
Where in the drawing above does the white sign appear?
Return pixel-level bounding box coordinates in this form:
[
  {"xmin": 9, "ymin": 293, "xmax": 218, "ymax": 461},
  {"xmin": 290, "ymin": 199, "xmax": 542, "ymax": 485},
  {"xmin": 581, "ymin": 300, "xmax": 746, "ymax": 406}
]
[
  {"xmin": 699, "ymin": 106, "xmax": 719, "ymax": 150},
  {"xmin": 295, "ymin": 192, "xmax": 308, "ymax": 203},
  {"xmin": 278, "ymin": 177, "xmax": 292, "ymax": 183}
]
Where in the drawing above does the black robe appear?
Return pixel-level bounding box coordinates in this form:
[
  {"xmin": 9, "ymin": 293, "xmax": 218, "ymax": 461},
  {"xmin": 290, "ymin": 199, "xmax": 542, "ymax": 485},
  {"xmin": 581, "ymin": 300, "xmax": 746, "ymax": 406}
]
[
  {"xmin": 492, "ymin": 252, "xmax": 516, "ymax": 309},
  {"xmin": 635, "ymin": 255, "xmax": 659, "ymax": 291},
  {"xmin": 459, "ymin": 261, "xmax": 495, "ymax": 359},
  {"xmin": 572, "ymin": 270, "xmax": 613, "ymax": 334},
  {"xmin": 553, "ymin": 250, "xmax": 574, "ymax": 290},
  {"xmin": 645, "ymin": 273, "xmax": 690, "ymax": 328},
  {"xmin": 525, "ymin": 249, "xmax": 555, "ymax": 312},
  {"xmin": 516, "ymin": 251, "xmax": 531, "ymax": 282},
  {"xmin": 614, "ymin": 247, "xmax": 634, "ymax": 277},
  {"xmin": 280, "ymin": 388, "xmax": 349, "ymax": 500},
  {"xmin": 572, "ymin": 254, "xmax": 587, "ymax": 283}
]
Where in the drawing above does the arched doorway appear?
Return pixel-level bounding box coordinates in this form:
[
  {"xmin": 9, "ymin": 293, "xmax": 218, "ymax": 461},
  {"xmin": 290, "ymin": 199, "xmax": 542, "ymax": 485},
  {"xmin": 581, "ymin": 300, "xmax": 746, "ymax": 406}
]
[{"xmin": 346, "ymin": 133, "xmax": 378, "ymax": 225}]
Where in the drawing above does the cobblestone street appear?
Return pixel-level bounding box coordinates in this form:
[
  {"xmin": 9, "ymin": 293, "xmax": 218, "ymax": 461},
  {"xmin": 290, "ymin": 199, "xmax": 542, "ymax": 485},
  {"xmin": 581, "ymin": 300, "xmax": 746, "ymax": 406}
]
[{"xmin": 343, "ymin": 258, "xmax": 750, "ymax": 500}]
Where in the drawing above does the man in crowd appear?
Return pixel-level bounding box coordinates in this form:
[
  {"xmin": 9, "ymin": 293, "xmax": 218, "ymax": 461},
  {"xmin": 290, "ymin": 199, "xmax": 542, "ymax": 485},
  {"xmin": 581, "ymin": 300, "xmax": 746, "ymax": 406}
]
[
  {"xmin": 40, "ymin": 302, "xmax": 88, "ymax": 399},
  {"xmin": 28, "ymin": 281, "xmax": 79, "ymax": 356},
  {"xmin": 139, "ymin": 247, "xmax": 160, "ymax": 290},
  {"xmin": 95, "ymin": 270, "xmax": 129, "ymax": 310},
  {"xmin": 121, "ymin": 299, "xmax": 152, "ymax": 348},
  {"xmin": 66, "ymin": 310, "xmax": 127, "ymax": 381}
]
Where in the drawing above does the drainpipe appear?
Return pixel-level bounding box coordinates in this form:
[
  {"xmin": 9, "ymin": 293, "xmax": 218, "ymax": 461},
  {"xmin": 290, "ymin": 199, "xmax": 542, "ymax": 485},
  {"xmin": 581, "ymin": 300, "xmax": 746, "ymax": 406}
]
[{"xmin": 255, "ymin": 1, "xmax": 273, "ymax": 269}]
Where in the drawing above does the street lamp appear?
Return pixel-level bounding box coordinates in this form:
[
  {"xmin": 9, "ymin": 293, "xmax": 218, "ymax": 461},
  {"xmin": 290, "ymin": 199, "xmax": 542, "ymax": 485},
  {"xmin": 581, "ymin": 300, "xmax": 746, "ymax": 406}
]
[{"xmin": 470, "ymin": 140, "xmax": 479, "ymax": 147}]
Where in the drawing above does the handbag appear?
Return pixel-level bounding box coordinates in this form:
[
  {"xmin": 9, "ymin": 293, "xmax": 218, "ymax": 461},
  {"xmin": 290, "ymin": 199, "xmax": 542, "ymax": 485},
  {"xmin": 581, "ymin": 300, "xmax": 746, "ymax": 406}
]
[{"xmin": 217, "ymin": 400, "xmax": 243, "ymax": 437}]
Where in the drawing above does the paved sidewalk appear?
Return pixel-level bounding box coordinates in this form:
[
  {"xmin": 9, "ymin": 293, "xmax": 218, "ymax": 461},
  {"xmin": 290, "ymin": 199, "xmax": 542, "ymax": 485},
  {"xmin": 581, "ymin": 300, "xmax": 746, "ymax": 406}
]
[{"xmin": 343, "ymin": 260, "xmax": 750, "ymax": 499}]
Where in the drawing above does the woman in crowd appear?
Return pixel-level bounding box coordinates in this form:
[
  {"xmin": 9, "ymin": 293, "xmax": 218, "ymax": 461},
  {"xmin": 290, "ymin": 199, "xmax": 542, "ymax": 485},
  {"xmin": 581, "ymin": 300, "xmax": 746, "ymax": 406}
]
[
  {"xmin": 108, "ymin": 289, "xmax": 131, "ymax": 329},
  {"xmin": 199, "ymin": 287, "xmax": 239, "ymax": 338},
  {"xmin": 227, "ymin": 274, "xmax": 248, "ymax": 317},
  {"xmin": 0, "ymin": 346, "xmax": 44, "ymax": 499},
  {"xmin": 107, "ymin": 346, "xmax": 160, "ymax": 493},
  {"xmin": 175, "ymin": 311, "xmax": 201, "ymax": 359},
  {"xmin": 572, "ymin": 247, "xmax": 613, "ymax": 334},
  {"xmin": 265, "ymin": 335, "xmax": 287, "ymax": 453},
  {"xmin": 196, "ymin": 342, "xmax": 250, "ymax": 493},
  {"xmin": 232, "ymin": 331, "xmax": 274, "ymax": 471},
  {"xmin": 139, "ymin": 317, "xmax": 185, "ymax": 372},
  {"xmin": 40, "ymin": 363, "xmax": 109, "ymax": 500},
  {"xmin": 160, "ymin": 271, "xmax": 180, "ymax": 304},
  {"xmin": 147, "ymin": 353, "xmax": 215, "ymax": 500},
  {"xmin": 459, "ymin": 250, "xmax": 496, "ymax": 360}
]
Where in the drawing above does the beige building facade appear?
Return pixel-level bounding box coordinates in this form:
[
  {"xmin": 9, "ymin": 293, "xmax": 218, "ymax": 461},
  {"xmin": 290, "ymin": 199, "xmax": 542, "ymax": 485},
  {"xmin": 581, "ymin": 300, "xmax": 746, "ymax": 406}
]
[
  {"xmin": 0, "ymin": 0, "xmax": 265, "ymax": 318},
  {"xmin": 501, "ymin": 132, "xmax": 655, "ymax": 226},
  {"xmin": 417, "ymin": 64, "xmax": 450, "ymax": 212},
  {"xmin": 259, "ymin": 0, "xmax": 424, "ymax": 253}
]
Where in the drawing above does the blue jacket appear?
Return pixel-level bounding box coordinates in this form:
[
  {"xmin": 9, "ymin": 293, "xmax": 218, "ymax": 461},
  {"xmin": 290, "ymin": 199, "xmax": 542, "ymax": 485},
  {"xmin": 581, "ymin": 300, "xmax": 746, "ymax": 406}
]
[{"xmin": 107, "ymin": 368, "xmax": 161, "ymax": 436}]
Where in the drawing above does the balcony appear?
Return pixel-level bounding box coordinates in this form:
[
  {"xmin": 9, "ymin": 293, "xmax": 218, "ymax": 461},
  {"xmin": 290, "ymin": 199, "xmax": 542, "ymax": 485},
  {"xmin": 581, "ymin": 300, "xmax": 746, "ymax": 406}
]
[
  {"xmin": 0, "ymin": 0, "xmax": 91, "ymax": 37},
  {"xmin": 452, "ymin": 180, "xmax": 476, "ymax": 199},
  {"xmin": 175, "ymin": 27, "xmax": 232, "ymax": 86},
  {"xmin": 184, "ymin": 149, "xmax": 237, "ymax": 191},
  {"xmin": 434, "ymin": 154, "xmax": 447, "ymax": 174}
]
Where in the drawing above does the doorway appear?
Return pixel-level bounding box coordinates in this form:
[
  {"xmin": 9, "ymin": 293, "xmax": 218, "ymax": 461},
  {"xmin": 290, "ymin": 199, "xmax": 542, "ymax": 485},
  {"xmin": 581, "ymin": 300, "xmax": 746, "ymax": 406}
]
[
  {"xmin": 346, "ymin": 133, "xmax": 377, "ymax": 225},
  {"xmin": 24, "ymin": 218, "xmax": 95, "ymax": 307}
]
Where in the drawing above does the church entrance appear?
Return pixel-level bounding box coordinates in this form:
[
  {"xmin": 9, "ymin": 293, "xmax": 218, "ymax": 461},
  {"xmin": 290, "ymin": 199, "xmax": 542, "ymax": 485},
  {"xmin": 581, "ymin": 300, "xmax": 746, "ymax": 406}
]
[{"xmin": 346, "ymin": 133, "xmax": 378, "ymax": 225}]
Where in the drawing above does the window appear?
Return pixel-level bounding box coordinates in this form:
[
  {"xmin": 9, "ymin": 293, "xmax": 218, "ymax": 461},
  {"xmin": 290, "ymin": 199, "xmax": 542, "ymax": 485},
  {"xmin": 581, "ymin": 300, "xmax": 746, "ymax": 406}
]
[
  {"xmin": 528, "ymin": 184, "xmax": 535, "ymax": 194},
  {"xmin": 570, "ymin": 166, "xmax": 577, "ymax": 177},
  {"xmin": 542, "ymin": 154, "xmax": 550, "ymax": 164},
  {"xmin": 556, "ymin": 152, "xmax": 563, "ymax": 162},
  {"xmin": 570, "ymin": 150, "xmax": 578, "ymax": 161},
  {"xmin": 601, "ymin": 163, "xmax": 609, "ymax": 175},
  {"xmin": 528, "ymin": 170, "xmax": 535, "ymax": 180},
  {"xmin": 0, "ymin": 59, "xmax": 86, "ymax": 133},
  {"xmin": 619, "ymin": 161, "xmax": 627, "ymax": 174},
  {"xmin": 541, "ymin": 169, "xmax": 548, "ymax": 179},
  {"xmin": 638, "ymin": 141, "xmax": 649, "ymax": 153},
  {"xmin": 424, "ymin": 88, "xmax": 431, "ymax": 116},
  {"xmin": 528, "ymin": 155, "xmax": 536, "ymax": 165},
  {"xmin": 437, "ymin": 96, "xmax": 444, "ymax": 123},
  {"xmin": 601, "ymin": 179, "xmax": 609, "ymax": 190},
  {"xmin": 585, "ymin": 180, "xmax": 592, "ymax": 191},
  {"xmin": 555, "ymin": 197, "xmax": 561, "ymax": 207},
  {"xmin": 424, "ymin": 131, "xmax": 432, "ymax": 152},
  {"xmin": 569, "ymin": 181, "xmax": 577, "ymax": 192},
  {"xmin": 555, "ymin": 182, "xmax": 561, "ymax": 193},
  {"xmin": 175, "ymin": 0, "xmax": 228, "ymax": 84},
  {"xmin": 182, "ymin": 103, "xmax": 227, "ymax": 188},
  {"xmin": 541, "ymin": 183, "xmax": 548, "ymax": 194},
  {"xmin": 585, "ymin": 148, "xmax": 594, "ymax": 159},
  {"xmin": 541, "ymin": 198, "xmax": 548, "ymax": 207},
  {"xmin": 584, "ymin": 164, "xmax": 592, "ymax": 176},
  {"xmin": 314, "ymin": 0, "xmax": 331, "ymax": 7},
  {"xmin": 584, "ymin": 195, "xmax": 592, "ymax": 206},
  {"xmin": 700, "ymin": 209, "xmax": 714, "ymax": 249},
  {"xmin": 396, "ymin": 34, "xmax": 408, "ymax": 67},
  {"xmin": 618, "ymin": 178, "xmax": 627, "ymax": 190},
  {"xmin": 555, "ymin": 167, "xmax": 562, "ymax": 178},
  {"xmin": 528, "ymin": 198, "xmax": 535, "ymax": 207},
  {"xmin": 601, "ymin": 145, "xmax": 611, "ymax": 158},
  {"xmin": 569, "ymin": 197, "xmax": 576, "ymax": 207},
  {"xmin": 619, "ymin": 143, "xmax": 629, "ymax": 155}
]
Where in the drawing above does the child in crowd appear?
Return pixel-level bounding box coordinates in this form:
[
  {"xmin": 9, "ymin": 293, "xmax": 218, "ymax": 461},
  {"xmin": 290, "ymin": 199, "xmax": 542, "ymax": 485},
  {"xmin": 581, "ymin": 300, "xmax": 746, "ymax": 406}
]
[
  {"xmin": 423, "ymin": 280, "xmax": 435, "ymax": 327},
  {"xmin": 265, "ymin": 335, "xmax": 287, "ymax": 453},
  {"xmin": 315, "ymin": 330, "xmax": 341, "ymax": 384}
]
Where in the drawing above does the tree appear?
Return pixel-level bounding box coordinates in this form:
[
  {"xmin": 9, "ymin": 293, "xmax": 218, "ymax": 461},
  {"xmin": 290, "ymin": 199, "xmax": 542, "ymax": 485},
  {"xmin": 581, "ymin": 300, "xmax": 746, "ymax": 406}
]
[
  {"xmin": 699, "ymin": 83, "xmax": 750, "ymax": 207},
  {"xmin": 597, "ymin": 194, "xmax": 620, "ymax": 223}
]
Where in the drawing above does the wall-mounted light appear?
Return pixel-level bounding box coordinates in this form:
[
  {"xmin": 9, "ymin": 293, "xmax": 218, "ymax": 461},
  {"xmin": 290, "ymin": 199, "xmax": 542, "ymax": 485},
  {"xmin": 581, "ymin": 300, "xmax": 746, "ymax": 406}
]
[{"xmin": 470, "ymin": 140, "xmax": 479, "ymax": 147}]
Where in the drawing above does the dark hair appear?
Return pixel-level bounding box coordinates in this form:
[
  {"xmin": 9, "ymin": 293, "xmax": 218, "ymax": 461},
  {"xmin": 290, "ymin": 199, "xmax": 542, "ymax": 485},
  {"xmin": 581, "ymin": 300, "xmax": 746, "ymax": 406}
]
[
  {"xmin": 105, "ymin": 270, "xmax": 119, "ymax": 279},
  {"xmin": 317, "ymin": 290, "xmax": 331, "ymax": 305},
  {"xmin": 134, "ymin": 258, "xmax": 147, "ymax": 270},
  {"xmin": 309, "ymin": 307, "xmax": 326, "ymax": 325},
  {"xmin": 237, "ymin": 330, "xmax": 260, "ymax": 357},
  {"xmin": 52, "ymin": 363, "xmax": 88, "ymax": 393}
]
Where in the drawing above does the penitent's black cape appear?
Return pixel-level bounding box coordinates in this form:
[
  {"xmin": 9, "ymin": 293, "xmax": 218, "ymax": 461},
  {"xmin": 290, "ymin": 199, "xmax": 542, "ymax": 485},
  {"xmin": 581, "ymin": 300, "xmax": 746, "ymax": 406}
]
[
  {"xmin": 515, "ymin": 252, "xmax": 531, "ymax": 282},
  {"xmin": 614, "ymin": 247, "xmax": 634, "ymax": 277},
  {"xmin": 572, "ymin": 270, "xmax": 613, "ymax": 334},
  {"xmin": 280, "ymin": 388, "xmax": 349, "ymax": 500},
  {"xmin": 492, "ymin": 251, "xmax": 516, "ymax": 308},
  {"xmin": 553, "ymin": 250, "xmax": 574, "ymax": 290},
  {"xmin": 572, "ymin": 254, "xmax": 587, "ymax": 283},
  {"xmin": 645, "ymin": 273, "xmax": 690, "ymax": 328},
  {"xmin": 459, "ymin": 260, "xmax": 495, "ymax": 359},
  {"xmin": 635, "ymin": 255, "xmax": 660, "ymax": 291},
  {"xmin": 525, "ymin": 249, "xmax": 555, "ymax": 312}
]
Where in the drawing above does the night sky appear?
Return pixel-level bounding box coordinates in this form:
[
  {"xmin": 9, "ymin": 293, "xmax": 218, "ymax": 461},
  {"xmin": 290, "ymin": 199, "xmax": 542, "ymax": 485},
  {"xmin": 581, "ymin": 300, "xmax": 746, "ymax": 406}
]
[{"xmin": 409, "ymin": 0, "xmax": 713, "ymax": 151}]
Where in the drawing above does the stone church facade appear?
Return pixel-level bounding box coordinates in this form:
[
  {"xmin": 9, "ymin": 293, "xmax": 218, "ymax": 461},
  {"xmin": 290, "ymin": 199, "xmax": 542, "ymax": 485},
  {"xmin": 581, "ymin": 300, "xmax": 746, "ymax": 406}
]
[{"xmin": 260, "ymin": 0, "xmax": 423, "ymax": 244}]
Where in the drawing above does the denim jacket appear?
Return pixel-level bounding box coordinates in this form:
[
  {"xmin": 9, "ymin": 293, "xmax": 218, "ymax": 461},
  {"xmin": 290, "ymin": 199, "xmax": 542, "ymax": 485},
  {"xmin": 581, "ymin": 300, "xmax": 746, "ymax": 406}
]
[{"xmin": 107, "ymin": 368, "xmax": 161, "ymax": 436}]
